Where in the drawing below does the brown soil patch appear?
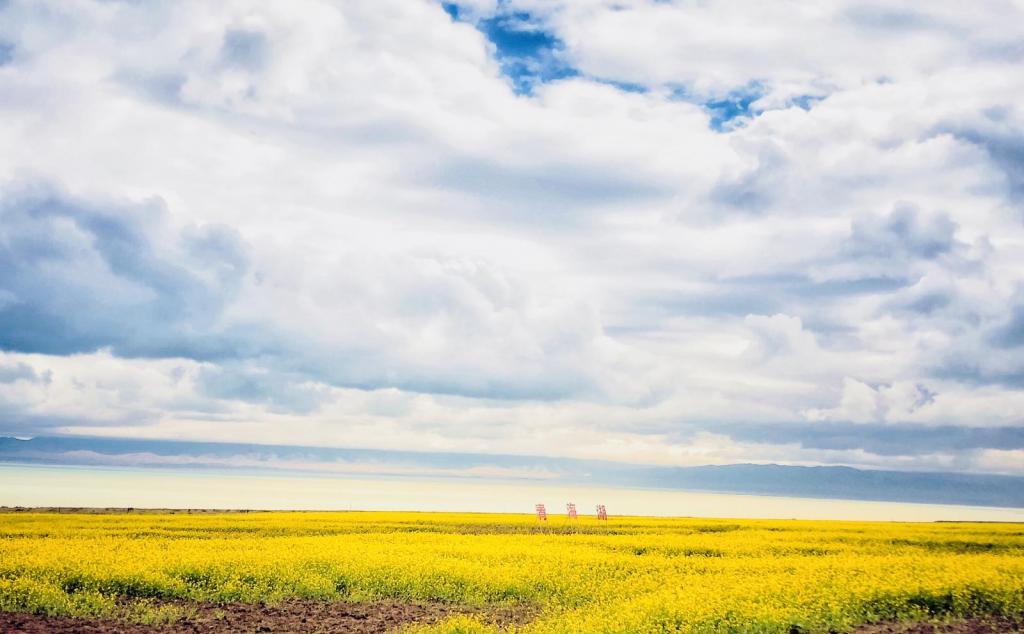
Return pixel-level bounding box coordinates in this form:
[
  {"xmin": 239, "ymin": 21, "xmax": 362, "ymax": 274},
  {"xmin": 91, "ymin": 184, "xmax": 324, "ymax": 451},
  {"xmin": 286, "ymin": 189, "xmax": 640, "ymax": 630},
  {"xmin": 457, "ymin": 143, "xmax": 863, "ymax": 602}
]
[
  {"xmin": 851, "ymin": 615, "xmax": 1024, "ymax": 634},
  {"xmin": 0, "ymin": 599, "xmax": 534, "ymax": 633}
]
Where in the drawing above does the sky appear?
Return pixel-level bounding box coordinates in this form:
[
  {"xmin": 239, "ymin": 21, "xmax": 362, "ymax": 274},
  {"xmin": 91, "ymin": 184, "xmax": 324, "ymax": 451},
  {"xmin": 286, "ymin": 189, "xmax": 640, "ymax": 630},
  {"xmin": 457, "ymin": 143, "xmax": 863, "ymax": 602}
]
[{"xmin": 0, "ymin": 0, "xmax": 1023, "ymax": 476}]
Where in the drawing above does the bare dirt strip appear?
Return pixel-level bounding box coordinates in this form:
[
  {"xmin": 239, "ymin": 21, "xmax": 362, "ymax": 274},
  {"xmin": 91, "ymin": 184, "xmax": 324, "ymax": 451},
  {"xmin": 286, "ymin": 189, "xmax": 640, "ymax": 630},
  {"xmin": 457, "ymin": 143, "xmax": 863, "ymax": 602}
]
[
  {"xmin": 2, "ymin": 607, "xmax": 1021, "ymax": 633},
  {"xmin": 0, "ymin": 600, "xmax": 535, "ymax": 633},
  {"xmin": 851, "ymin": 615, "xmax": 1024, "ymax": 634}
]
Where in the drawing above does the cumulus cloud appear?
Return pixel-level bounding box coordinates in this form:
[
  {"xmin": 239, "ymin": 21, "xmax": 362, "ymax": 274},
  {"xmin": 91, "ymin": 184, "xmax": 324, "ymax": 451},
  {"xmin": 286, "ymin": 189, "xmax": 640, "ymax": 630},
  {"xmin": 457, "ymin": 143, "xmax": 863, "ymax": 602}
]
[
  {"xmin": 0, "ymin": 0, "xmax": 1022, "ymax": 474},
  {"xmin": 0, "ymin": 182, "xmax": 627, "ymax": 401},
  {"xmin": 0, "ymin": 182, "xmax": 249, "ymax": 359}
]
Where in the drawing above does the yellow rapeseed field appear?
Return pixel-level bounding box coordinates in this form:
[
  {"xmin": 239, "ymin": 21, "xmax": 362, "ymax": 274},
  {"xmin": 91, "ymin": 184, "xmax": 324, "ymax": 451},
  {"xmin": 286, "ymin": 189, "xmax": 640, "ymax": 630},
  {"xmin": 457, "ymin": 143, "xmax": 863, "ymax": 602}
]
[{"xmin": 1, "ymin": 511, "xmax": 1022, "ymax": 632}]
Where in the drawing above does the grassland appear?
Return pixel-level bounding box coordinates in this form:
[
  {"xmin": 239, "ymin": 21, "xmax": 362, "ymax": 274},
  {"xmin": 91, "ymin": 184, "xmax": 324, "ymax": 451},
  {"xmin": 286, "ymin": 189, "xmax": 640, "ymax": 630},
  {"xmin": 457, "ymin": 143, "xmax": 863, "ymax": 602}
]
[{"xmin": 0, "ymin": 510, "xmax": 1022, "ymax": 633}]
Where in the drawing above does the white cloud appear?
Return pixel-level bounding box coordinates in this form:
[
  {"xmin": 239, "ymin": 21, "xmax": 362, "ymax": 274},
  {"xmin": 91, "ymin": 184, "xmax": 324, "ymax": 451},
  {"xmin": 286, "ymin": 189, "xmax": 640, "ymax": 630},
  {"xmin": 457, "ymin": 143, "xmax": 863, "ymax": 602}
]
[
  {"xmin": 537, "ymin": 0, "xmax": 1024, "ymax": 100},
  {"xmin": 0, "ymin": 0, "xmax": 1022, "ymax": 472}
]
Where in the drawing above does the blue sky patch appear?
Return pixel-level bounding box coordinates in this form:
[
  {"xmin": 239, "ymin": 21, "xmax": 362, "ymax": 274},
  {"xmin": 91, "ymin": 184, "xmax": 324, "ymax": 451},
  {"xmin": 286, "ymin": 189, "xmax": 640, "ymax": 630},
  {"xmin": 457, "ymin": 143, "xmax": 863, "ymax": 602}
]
[
  {"xmin": 672, "ymin": 82, "xmax": 825, "ymax": 131},
  {"xmin": 594, "ymin": 78, "xmax": 648, "ymax": 94},
  {"xmin": 442, "ymin": 2, "xmax": 460, "ymax": 20},
  {"xmin": 443, "ymin": 3, "xmax": 576, "ymax": 95},
  {"xmin": 703, "ymin": 82, "xmax": 766, "ymax": 131},
  {"xmin": 790, "ymin": 94, "xmax": 825, "ymax": 111}
]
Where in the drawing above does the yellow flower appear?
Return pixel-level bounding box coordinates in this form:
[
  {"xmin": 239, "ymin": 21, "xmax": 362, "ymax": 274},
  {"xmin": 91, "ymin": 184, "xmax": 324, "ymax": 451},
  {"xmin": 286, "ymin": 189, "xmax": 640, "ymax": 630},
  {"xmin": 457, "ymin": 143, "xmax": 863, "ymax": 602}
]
[{"xmin": 1, "ymin": 512, "xmax": 1021, "ymax": 633}]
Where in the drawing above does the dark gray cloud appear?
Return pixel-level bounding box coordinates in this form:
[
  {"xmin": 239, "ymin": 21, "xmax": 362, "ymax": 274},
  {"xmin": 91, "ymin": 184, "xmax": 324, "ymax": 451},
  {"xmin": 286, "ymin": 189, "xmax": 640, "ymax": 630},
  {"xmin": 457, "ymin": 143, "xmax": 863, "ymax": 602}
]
[
  {"xmin": 0, "ymin": 183, "xmax": 251, "ymax": 360},
  {"xmin": 897, "ymin": 290, "xmax": 954, "ymax": 315},
  {"xmin": 0, "ymin": 406, "xmax": 144, "ymax": 437},
  {"xmin": 711, "ymin": 421, "xmax": 1024, "ymax": 456},
  {"xmin": 845, "ymin": 204, "xmax": 959, "ymax": 260},
  {"xmin": 709, "ymin": 143, "xmax": 787, "ymax": 212},
  {"xmin": 930, "ymin": 293, "xmax": 1024, "ymax": 387},
  {"xmin": 989, "ymin": 304, "xmax": 1024, "ymax": 349},
  {"xmin": 618, "ymin": 274, "xmax": 906, "ymax": 338},
  {"xmin": 0, "ymin": 361, "xmax": 47, "ymax": 384},
  {"xmin": 937, "ymin": 108, "xmax": 1024, "ymax": 205},
  {"xmin": 0, "ymin": 40, "xmax": 13, "ymax": 65},
  {"xmin": 118, "ymin": 70, "xmax": 188, "ymax": 103},
  {"xmin": 221, "ymin": 29, "xmax": 270, "ymax": 70},
  {"xmin": 619, "ymin": 415, "xmax": 1024, "ymax": 459},
  {"xmin": 196, "ymin": 364, "xmax": 326, "ymax": 415},
  {"xmin": 934, "ymin": 359, "xmax": 1024, "ymax": 388}
]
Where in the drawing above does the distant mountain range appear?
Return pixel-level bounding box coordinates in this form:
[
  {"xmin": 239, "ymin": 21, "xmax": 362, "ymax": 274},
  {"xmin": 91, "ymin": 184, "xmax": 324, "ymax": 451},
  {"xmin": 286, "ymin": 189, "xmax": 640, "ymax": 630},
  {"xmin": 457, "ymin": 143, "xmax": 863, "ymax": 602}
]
[{"xmin": 2, "ymin": 435, "xmax": 1023, "ymax": 509}]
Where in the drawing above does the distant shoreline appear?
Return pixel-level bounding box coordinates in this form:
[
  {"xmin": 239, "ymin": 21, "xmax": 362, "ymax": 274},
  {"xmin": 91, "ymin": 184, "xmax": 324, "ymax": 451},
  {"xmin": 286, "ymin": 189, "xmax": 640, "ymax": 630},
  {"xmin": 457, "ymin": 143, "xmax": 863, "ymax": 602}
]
[
  {"xmin": 3, "ymin": 507, "xmax": 1023, "ymax": 524},
  {"xmin": 5, "ymin": 436, "xmax": 1024, "ymax": 510},
  {"xmin": 4, "ymin": 462, "xmax": 1023, "ymax": 521}
]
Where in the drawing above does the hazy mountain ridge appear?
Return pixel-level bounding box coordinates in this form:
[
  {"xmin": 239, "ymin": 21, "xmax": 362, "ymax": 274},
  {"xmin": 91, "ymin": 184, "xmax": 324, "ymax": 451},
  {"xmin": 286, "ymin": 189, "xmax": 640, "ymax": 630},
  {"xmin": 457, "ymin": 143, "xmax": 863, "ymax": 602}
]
[{"xmin": 3, "ymin": 436, "xmax": 1022, "ymax": 509}]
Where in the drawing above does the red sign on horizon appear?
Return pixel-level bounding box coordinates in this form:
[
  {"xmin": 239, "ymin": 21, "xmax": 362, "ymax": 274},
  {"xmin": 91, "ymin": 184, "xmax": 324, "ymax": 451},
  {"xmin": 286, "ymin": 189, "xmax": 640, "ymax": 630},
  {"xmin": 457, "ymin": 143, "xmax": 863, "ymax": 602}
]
[
  {"xmin": 596, "ymin": 504, "xmax": 608, "ymax": 520},
  {"xmin": 566, "ymin": 502, "xmax": 577, "ymax": 519},
  {"xmin": 535, "ymin": 503, "xmax": 547, "ymax": 521}
]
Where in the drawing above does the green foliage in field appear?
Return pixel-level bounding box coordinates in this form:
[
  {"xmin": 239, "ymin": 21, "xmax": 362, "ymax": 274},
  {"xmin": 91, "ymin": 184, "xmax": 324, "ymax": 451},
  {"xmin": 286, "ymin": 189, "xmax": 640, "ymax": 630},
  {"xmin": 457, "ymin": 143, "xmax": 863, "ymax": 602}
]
[{"xmin": 1, "ymin": 511, "xmax": 1022, "ymax": 632}]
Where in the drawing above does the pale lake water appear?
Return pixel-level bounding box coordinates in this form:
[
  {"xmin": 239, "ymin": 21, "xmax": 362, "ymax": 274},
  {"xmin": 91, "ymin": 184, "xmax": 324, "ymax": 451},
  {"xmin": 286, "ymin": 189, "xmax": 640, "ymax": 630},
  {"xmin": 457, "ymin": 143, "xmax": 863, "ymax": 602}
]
[{"xmin": 2, "ymin": 463, "xmax": 1023, "ymax": 522}]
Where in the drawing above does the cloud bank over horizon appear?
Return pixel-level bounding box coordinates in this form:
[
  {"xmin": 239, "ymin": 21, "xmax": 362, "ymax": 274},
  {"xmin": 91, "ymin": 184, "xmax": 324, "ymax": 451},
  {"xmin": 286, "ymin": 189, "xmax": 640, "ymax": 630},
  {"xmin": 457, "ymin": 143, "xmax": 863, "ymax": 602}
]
[{"xmin": 1, "ymin": 0, "xmax": 1023, "ymax": 474}]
